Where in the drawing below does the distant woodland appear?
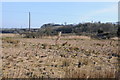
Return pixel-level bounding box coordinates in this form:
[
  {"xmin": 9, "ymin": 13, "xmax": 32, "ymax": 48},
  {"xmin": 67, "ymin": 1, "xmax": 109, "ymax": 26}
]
[{"xmin": 1, "ymin": 22, "xmax": 119, "ymax": 39}]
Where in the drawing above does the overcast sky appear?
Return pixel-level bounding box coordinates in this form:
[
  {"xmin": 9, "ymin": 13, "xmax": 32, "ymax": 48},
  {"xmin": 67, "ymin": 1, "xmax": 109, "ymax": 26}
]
[{"xmin": 2, "ymin": 2, "xmax": 118, "ymax": 28}]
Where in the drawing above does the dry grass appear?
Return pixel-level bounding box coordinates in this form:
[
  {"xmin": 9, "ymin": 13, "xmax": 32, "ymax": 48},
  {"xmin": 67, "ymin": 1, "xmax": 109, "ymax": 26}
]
[
  {"xmin": 1, "ymin": 33, "xmax": 20, "ymax": 38},
  {"xmin": 64, "ymin": 66, "xmax": 116, "ymax": 78},
  {"xmin": 1, "ymin": 34, "xmax": 119, "ymax": 78}
]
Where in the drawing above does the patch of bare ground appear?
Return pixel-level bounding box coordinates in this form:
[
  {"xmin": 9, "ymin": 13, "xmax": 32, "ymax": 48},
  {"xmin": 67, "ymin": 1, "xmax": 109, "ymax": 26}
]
[{"xmin": 2, "ymin": 34, "xmax": 119, "ymax": 78}]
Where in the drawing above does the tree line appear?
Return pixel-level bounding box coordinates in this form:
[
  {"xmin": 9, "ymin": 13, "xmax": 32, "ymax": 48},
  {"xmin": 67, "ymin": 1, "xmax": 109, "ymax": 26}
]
[
  {"xmin": 1, "ymin": 22, "xmax": 119, "ymax": 39},
  {"xmin": 25, "ymin": 22, "xmax": 118, "ymax": 39}
]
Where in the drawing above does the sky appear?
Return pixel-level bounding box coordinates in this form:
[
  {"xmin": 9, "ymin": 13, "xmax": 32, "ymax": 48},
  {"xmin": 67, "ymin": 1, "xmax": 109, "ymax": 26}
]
[{"xmin": 2, "ymin": 2, "xmax": 118, "ymax": 28}]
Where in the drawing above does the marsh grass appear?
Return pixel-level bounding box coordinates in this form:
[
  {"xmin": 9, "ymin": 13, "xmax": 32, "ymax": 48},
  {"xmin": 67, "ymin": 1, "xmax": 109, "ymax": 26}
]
[
  {"xmin": 64, "ymin": 67, "xmax": 116, "ymax": 78},
  {"xmin": 2, "ymin": 35, "xmax": 118, "ymax": 78}
]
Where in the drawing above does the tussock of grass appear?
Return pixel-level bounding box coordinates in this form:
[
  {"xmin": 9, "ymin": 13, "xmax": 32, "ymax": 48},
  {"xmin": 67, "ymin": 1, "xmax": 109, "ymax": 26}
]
[{"xmin": 2, "ymin": 37, "xmax": 20, "ymax": 44}]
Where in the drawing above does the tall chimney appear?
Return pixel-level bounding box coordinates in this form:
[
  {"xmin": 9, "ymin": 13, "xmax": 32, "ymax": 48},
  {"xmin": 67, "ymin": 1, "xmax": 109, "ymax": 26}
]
[{"xmin": 29, "ymin": 12, "xmax": 31, "ymax": 31}]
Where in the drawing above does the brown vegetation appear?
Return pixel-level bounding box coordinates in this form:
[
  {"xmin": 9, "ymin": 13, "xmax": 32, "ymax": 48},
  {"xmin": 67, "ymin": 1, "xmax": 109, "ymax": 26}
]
[{"xmin": 1, "ymin": 34, "xmax": 119, "ymax": 78}]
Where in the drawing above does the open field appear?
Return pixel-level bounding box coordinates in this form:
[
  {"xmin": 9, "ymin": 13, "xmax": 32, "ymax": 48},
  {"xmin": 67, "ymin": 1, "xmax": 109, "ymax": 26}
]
[{"xmin": 1, "ymin": 33, "xmax": 119, "ymax": 78}]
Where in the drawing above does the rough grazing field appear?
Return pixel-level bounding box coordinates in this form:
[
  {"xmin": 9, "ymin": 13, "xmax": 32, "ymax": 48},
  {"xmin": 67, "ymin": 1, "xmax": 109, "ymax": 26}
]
[{"xmin": 1, "ymin": 34, "xmax": 119, "ymax": 78}]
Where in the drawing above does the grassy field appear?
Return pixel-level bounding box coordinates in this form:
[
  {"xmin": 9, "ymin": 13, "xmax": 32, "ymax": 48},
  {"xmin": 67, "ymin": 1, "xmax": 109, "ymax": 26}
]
[{"xmin": 1, "ymin": 33, "xmax": 119, "ymax": 78}]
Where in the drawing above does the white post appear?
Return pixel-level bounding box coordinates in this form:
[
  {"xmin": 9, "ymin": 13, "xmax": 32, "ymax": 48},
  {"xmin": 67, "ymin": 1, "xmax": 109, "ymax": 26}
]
[{"xmin": 55, "ymin": 31, "xmax": 62, "ymax": 45}]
